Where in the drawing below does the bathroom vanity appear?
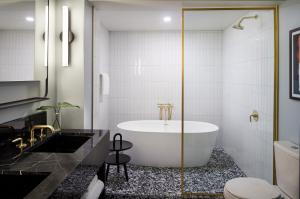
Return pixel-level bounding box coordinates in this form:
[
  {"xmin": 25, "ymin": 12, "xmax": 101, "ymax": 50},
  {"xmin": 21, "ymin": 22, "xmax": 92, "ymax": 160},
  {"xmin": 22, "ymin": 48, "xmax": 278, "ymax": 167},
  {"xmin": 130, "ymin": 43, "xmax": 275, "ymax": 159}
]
[{"xmin": 0, "ymin": 113, "xmax": 109, "ymax": 199}]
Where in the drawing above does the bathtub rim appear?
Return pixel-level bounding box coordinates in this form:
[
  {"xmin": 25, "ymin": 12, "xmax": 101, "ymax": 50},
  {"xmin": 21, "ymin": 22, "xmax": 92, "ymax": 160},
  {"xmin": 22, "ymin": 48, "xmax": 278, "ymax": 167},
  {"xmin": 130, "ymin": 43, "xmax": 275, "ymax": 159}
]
[{"xmin": 117, "ymin": 120, "xmax": 219, "ymax": 134}]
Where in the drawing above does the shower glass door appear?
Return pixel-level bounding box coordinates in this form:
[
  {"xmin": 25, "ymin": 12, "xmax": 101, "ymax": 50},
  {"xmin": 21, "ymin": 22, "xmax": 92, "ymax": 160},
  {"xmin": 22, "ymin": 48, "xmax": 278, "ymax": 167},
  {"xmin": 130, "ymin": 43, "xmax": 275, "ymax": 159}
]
[{"xmin": 182, "ymin": 8, "xmax": 278, "ymax": 197}]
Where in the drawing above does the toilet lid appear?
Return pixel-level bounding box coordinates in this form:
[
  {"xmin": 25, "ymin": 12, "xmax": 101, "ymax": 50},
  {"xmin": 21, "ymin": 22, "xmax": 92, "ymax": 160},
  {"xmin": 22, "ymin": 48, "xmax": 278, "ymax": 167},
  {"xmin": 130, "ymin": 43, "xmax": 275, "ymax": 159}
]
[{"xmin": 225, "ymin": 177, "xmax": 281, "ymax": 199}]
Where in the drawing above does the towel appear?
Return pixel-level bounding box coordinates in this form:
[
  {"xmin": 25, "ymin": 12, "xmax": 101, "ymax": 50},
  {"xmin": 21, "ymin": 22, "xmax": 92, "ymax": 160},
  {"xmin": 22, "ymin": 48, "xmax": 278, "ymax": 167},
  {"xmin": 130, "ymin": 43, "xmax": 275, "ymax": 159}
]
[
  {"xmin": 87, "ymin": 175, "xmax": 98, "ymax": 192},
  {"xmin": 81, "ymin": 180, "xmax": 104, "ymax": 199},
  {"xmin": 100, "ymin": 73, "xmax": 109, "ymax": 95}
]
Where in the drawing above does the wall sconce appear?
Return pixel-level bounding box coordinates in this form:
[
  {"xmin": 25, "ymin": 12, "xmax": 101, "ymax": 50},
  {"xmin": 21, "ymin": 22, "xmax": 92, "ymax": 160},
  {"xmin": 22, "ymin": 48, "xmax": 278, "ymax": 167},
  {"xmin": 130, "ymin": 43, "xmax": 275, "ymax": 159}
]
[{"xmin": 60, "ymin": 6, "xmax": 74, "ymax": 67}]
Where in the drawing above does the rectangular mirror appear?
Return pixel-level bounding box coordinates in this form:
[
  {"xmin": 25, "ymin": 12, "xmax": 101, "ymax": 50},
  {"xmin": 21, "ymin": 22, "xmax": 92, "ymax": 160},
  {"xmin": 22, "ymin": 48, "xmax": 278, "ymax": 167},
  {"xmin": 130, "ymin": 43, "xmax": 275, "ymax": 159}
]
[
  {"xmin": 0, "ymin": 0, "xmax": 49, "ymax": 106},
  {"xmin": 0, "ymin": 1, "xmax": 35, "ymax": 81},
  {"xmin": 0, "ymin": 0, "xmax": 49, "ymax": 82}
]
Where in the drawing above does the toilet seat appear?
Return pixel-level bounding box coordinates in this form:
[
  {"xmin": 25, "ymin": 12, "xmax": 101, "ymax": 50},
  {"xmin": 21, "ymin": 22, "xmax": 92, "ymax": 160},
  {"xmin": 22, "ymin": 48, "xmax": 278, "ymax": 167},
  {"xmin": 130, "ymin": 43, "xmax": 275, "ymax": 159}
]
[{"xmin": 224, "ymin": 177, "xmax": 281, "ymax": 199}]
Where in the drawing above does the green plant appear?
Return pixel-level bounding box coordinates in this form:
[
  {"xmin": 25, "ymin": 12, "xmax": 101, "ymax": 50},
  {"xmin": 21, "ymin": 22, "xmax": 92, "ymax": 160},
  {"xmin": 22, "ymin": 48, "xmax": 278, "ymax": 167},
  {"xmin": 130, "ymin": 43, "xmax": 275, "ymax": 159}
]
[
  {"xmin": 37, "ymin": 102, "xmax": 80, "ymax": 129},
  {"xmin": 37, "ymin": 102, "xmax": 80, "ymax": 112}
]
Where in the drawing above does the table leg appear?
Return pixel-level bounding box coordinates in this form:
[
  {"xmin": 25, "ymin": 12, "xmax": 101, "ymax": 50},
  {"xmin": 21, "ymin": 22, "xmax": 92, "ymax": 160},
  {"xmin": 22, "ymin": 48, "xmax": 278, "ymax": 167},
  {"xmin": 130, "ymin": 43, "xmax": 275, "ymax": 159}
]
[
  {"xmin": 124, "ymin": 164, "xmax": 129, "ymax": 181},
  {"xmin": 105, "ymin": 164, "xmax": 110, "ymax": 181},
  {"xmin": 116, "ymin": 151, "xmax": 120, "ymax": 173}
]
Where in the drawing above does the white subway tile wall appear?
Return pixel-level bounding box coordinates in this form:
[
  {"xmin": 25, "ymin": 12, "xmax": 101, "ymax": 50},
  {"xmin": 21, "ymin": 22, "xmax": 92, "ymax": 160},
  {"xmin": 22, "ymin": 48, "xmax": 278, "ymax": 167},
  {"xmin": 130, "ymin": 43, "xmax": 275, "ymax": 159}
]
[
  {"xmin": 109, "ymin": 31, "xmax": 181, "ymax": 136},
  {"xmin": 184, "ymin": 31, "xmax": 223, "ymax": 145},
  {"xmin": 109, "ymin": 31, "xmax": 223, "ymax": 144},
  {"xmin": 0, "ymin": 30, "xmax": 34, "ymax": 81},
  {"xmin": 222, "ymin": 11, "xmax": 274, "ymax": 183}
]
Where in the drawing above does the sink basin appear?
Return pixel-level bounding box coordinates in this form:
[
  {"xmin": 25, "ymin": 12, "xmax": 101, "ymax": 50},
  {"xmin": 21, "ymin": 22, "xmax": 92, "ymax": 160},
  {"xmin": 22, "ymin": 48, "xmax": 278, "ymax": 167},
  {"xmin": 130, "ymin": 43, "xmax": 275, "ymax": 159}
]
[
  {"xmin": 0, "ymin": 171, "xmax": 50, "ymax": 198},
  {"xmin": 30, "ymin": 133, "xmax": 91, "ymax": 153},
  {"xmin": 0, "ymin": 141, "xmax": 23, "ymax": 163}
]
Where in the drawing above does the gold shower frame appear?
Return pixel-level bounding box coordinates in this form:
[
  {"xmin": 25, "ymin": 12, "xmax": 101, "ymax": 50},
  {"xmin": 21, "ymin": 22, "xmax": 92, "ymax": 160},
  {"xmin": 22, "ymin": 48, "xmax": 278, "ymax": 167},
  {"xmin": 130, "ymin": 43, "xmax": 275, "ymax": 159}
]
[{"xmin": 181, "ymin": 5, "xmax": 279, "ymax": 198}]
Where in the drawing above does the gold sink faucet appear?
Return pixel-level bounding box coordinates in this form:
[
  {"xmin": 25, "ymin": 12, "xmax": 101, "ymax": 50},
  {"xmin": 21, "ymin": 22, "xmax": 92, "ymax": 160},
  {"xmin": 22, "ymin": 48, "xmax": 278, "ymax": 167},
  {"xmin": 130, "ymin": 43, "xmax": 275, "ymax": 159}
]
[
  {"xmin": 12, "ymin": 137, "xmax": 27, "ymax": 151},
  {"xmin": 157, "ymin": 103, "xmax": 173, "ymax": 124},
  {"xmin": 30, "ymin": 125, "xmax": 55, "ymax": 144}
]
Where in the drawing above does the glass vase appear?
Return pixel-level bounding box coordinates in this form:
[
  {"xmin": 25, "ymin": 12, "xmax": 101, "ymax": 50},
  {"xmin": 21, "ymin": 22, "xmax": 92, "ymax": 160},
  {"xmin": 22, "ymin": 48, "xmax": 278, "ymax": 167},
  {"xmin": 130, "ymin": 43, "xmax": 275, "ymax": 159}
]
[{"xmin": 52, "ymin": 110, "xmax": 61, "ymax": 131}]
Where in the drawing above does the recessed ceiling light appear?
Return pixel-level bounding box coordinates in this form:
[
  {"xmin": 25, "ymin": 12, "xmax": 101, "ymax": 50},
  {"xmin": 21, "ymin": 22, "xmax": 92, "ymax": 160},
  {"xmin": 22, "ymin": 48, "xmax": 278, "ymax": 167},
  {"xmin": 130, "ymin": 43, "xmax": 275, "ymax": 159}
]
[
  {"xmin": 25, "ymin": 17, "xmax": 34, "ymax": 22},
  {"xmin": 163, "ymin": 16, "xmax": 171, "ymax": 23}
]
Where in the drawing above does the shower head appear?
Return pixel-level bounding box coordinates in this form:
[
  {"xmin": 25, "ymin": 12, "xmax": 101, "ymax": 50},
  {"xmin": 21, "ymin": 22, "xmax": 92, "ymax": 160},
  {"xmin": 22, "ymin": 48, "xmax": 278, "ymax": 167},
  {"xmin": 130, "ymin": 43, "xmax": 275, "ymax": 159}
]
[{"xmin": 232, "ymin": 15, "xmax": 258, "ymax": 30}]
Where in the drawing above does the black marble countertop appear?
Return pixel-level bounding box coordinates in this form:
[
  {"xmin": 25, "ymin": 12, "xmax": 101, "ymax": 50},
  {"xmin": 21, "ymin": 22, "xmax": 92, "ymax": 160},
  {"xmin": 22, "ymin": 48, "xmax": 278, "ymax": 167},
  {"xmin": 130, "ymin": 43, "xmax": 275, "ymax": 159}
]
[{"xmin": 0, "ymin": 129, "xmax": 108, "ymax": 199}]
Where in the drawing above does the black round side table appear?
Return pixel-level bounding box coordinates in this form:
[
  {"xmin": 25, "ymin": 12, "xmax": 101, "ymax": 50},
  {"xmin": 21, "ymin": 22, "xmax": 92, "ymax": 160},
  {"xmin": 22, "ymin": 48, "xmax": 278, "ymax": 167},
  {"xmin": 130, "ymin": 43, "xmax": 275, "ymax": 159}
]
[{"xmin": 105, "ymin": 133, "xmax": 133, "ymax": 182}]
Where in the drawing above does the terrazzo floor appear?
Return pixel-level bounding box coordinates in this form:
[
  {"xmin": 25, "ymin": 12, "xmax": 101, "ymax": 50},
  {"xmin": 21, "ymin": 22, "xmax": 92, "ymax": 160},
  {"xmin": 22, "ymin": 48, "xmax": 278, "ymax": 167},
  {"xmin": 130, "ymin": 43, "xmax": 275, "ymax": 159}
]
[{"xmin": 105, "ymin": 147, "xmax": 246, "ymax": 199}]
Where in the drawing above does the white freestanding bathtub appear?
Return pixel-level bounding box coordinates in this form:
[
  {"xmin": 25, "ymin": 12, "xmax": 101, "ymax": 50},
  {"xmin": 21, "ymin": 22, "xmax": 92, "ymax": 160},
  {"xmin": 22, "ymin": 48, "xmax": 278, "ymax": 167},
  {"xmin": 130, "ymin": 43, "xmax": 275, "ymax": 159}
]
[{"xmin": 117, "ymin": 120, "xmax": 218, "ymax": 167}]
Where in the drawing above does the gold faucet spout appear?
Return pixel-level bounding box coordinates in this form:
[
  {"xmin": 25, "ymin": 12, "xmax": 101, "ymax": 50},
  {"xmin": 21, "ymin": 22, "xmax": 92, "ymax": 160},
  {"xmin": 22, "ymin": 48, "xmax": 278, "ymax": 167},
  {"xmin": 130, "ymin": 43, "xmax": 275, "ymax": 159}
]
[{"xmin": 30, "ymin": 125, "xmax": 55, "ymax": 144}]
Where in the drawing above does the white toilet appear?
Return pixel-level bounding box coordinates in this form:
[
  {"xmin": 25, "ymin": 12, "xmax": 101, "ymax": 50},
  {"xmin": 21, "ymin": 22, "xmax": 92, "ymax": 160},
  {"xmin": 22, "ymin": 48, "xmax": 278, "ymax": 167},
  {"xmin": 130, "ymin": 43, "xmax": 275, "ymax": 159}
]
[{"xmin": 224, "ymin": 141, "xmax": 299, "ymax": 199}]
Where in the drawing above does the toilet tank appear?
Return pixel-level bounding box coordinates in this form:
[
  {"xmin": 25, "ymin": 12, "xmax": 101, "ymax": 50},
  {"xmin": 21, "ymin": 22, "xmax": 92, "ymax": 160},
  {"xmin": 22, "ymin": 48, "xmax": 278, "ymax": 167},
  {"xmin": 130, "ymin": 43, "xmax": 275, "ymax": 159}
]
[{"xmin": 274, "ymin": 141, "xmax": 299, "ymax": 199}]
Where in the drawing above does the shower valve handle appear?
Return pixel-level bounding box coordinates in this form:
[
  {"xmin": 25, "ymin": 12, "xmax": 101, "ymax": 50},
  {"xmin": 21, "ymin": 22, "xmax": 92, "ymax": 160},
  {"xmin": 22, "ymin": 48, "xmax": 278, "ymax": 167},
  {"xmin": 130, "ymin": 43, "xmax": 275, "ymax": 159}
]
[{"xmin": 249, "ymin": 110, "xmax": 259, "ymax": 122}]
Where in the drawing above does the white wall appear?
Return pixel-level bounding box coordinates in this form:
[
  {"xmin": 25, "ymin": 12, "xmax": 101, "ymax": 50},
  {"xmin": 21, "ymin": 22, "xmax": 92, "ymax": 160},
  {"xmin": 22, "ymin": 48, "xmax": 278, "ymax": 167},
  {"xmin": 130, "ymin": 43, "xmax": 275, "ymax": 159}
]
[
  {"xmin": 54, "ymin": 0, "xmax": 95, "ymax": 129},
  {"xmin": 279, "ymin": 0, "xmax": 300, "ymax": 145},
  {"xmin": 55, "ymin": 0, "xmax": 85, "ymax": 129},
  {"xmin": 108, "ymin": 31, "xmax": 223, "ymax": 138},
  {"xmin": 0, "ymin": 30, "xmax": 34, "ymax": 81},
  {"xmin": 84, "ymin": 1, "xmax": 93, "ymax": 129},
  {"xmin": 185, "ymin": 31, "xmax": 223, "ymax": 144},
  {"xmin": 222, "ymin": 10, "xmax": 274, "ymax": 183},
  {"xmin": 93, "ymin": 11, "xmax": 110, "ymax": 130}
]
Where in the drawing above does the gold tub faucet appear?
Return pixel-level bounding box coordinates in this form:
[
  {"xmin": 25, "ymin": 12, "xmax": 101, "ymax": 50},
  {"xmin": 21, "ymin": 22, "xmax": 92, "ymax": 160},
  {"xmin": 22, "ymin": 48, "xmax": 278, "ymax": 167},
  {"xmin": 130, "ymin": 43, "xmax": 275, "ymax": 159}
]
[
  {"xmin": 157, "ymin": 103, "xmax": 173, "ymax": 122},
  {"xmin": 30, "ymin": 125, "xmax": 55, "ymax": 144}
]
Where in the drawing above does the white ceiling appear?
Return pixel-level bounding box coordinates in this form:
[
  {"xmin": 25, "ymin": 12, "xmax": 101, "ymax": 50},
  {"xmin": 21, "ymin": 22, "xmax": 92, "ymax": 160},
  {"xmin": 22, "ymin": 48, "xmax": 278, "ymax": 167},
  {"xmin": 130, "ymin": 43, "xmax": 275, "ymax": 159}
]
[
  {"xmin": 184, "ymin": 10, "xmax": 249, "ymax": 30},
  {"xmin": 0, "ymin": 2, "xmax": 34, "ymax": 30},
  {"xmin": 90, "ymin": 0, "xmax": 284, "ymax": 7},
  {"xmin": 97, "ymin": 10, "xmax": 182, "ymax": 31},
  {"xmin": 94, "ymin": 1, "xmax": 249, "ymax": 31},
  {"xmin": 91, "ymin": 0, "xmax": 282, "ymax": 31},
  {"xmin": 97, "ymin": 10, "xmax": 250, "ymax": 31}
]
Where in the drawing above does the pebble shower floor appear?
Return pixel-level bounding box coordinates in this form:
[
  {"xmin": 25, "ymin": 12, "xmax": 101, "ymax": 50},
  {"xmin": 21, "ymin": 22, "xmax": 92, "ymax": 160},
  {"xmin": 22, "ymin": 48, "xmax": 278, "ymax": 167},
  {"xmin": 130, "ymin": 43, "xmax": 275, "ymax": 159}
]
[{"xmin": 105, "ymin": 147, "xmax": 246, "ymax": 199}]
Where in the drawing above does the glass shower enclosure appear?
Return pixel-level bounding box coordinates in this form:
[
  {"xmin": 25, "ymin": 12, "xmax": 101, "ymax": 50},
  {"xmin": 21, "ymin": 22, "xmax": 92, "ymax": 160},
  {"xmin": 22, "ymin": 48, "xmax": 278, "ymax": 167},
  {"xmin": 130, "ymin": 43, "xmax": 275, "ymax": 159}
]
[{"xmin": 181, "ymin": 7, "xmax": 278, "ymax": 197}]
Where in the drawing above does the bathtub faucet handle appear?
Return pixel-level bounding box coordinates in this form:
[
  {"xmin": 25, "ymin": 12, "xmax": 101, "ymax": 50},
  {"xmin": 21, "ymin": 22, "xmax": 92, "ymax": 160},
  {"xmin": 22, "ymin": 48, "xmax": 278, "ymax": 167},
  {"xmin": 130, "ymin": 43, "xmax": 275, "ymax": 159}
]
[
  {"xmin": 167, "ymin": 103, "xmax": 173, "ymax": 120},
  {"xmin": 157, "ymin": 103, "xmax": 167, "ymax": 120},
  {"xmin": 157, "ymin": 103, "xmax": 173, "ymax": 121},
  {"xmin": 157, "ymin": 103, "xmax": 165, "ymax": 120}
]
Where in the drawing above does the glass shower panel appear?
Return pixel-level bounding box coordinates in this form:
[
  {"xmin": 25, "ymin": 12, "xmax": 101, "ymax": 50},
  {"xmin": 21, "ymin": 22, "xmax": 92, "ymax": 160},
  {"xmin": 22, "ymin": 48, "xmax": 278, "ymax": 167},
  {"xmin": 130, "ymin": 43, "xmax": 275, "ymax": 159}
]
[{"xmin": 182, "ymin": 9, "xmax": 275, "ymax": 195}]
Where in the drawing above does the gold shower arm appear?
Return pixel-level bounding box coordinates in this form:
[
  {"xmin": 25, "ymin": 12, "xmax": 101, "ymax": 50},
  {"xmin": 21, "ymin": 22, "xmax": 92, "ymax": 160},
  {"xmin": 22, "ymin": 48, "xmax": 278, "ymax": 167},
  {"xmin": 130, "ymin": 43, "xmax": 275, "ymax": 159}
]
[{"xmin": 238, "ymin": 15, "xmax": 258, "ymax": 24}]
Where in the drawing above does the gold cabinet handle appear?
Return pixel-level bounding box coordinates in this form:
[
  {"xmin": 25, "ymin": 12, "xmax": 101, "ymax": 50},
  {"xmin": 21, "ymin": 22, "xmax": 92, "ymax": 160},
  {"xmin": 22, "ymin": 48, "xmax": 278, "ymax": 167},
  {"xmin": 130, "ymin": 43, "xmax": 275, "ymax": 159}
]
[
  {"xmin": 250, "ymin": 110, "xmax": 259, "ymax": 122},
  {"xmin": 12, "ymin": 137, "xmax": 27, "ymax": 150}
]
